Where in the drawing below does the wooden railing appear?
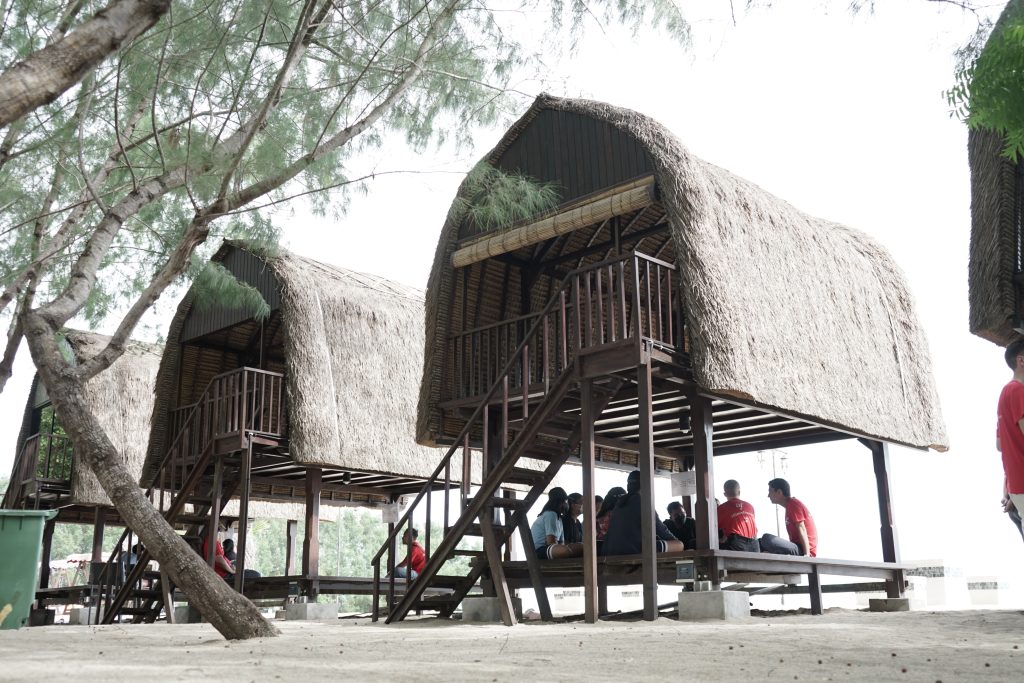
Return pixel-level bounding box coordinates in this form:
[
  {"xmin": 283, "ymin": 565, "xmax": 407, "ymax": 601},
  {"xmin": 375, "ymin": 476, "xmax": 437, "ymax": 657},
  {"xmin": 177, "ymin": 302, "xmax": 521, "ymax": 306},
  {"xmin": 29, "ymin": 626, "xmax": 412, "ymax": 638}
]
[
  {"xmin": 1, "ymin": 432, "xmax": 74, "ymax": 509},
  {"xmin": 371, "ymin": 252, "xmax": 679, "ymax": 621},
  {"xmin": 94, "ymin": 366, "xmax": 286, "ymax": 624},
  {"xmin": 447, "ymin": 252, "xmax": 680, "ymax": 401}
]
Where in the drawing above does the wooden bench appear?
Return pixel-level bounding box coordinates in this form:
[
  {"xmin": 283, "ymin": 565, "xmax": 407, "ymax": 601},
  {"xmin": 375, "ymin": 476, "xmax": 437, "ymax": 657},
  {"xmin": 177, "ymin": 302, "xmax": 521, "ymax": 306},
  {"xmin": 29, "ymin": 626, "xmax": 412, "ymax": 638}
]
[{"xmin": 484, "ymin": 549, "xmax": 906, "ymax": 616}]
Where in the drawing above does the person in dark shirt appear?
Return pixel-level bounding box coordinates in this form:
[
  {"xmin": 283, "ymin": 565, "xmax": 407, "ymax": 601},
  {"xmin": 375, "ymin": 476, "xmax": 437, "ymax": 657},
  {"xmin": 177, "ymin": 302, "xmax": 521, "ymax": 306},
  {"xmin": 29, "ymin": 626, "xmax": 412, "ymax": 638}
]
[
  {"xmin": 596, "ymin": 486, "xmax": 626, "ymax": 554},
  {"xmin": 222, "ymin": 538, "xmax": 237, "ymax": 563},
  {"xmin": 563, "ymin": 492, "xmax": 584, "ymax": 544},
  {"xmin": 664, "ymin": 501, "xmax": 697, "ymax": 549},
  {"xmin": 603, "ymin": 470, "xmax": 684, "ymax": 556}
]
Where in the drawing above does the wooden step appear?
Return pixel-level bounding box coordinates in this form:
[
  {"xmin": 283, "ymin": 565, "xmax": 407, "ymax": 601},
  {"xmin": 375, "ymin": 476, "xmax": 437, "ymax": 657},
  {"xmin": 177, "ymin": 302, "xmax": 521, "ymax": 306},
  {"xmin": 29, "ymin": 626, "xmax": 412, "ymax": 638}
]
[
  {"xmin": 504, "ymin": 467, "xmax": 547, "ymax": 485},
  {"xmin": 464, "ymin": 523, "xmax": 512, "ymax": 540},
  {"xmin": 117, "ymin": 607, "xmax": 155, "ymax": 616},
  {"xmin": 450, "ymin": 549, "xmax": 484, "ymax": 558},
  {"xmin": 128, "ymin": 590, "xmax": 161, "ymax": 599},
  {"xmin": 430, "ymin": 574, "xmax": 477, "ymax": 589},
  {"xmin": 470, "ymin": 496, "xmax": 527, "ymax": 510}
]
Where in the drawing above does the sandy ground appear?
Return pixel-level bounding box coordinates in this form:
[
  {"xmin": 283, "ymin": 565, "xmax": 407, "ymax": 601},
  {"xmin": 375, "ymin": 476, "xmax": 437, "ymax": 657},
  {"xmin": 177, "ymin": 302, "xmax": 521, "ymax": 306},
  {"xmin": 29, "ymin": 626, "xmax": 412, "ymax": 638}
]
[{"xmin": 0, "ymin": 609, "xmax": 1021, "ymax": 682}]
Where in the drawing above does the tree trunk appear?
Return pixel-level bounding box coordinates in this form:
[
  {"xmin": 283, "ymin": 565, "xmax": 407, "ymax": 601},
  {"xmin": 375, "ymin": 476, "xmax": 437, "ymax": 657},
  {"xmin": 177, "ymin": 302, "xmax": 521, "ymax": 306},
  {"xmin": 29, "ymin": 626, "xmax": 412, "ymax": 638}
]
[
  {"xmin": 23, "ymin": 314, "xmax": 277, "ymax": 640},
  {"xmin": 0, "ymin": 0, "xmax": 171, "ymax": 128}
]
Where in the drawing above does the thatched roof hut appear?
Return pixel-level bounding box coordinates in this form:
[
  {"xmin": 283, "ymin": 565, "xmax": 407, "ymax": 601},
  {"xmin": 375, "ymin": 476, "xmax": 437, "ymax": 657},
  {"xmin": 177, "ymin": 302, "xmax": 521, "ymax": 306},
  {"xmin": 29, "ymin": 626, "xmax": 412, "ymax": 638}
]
[
  {"xmin": 8, "ymin": 330, "xmax": 162, "ymax": 508},
  {"xmin": 968, "ymin": 2, "xmax": 1023, "ymax": 346},
  {"xmin": 143, "ymin": 243, "xmax": 452, "ymax": 493},
  {"xmin": 419, "ymin": 94, "xmax": 948, "ymax": 452}
]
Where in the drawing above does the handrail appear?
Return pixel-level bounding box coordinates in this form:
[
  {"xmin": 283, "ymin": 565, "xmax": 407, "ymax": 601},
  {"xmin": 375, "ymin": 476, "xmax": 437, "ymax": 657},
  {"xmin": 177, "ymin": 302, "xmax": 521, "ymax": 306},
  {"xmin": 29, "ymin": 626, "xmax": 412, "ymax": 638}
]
[{"xmin": 370, "ymin": 251, "xmax": 679, "ymax": 620}]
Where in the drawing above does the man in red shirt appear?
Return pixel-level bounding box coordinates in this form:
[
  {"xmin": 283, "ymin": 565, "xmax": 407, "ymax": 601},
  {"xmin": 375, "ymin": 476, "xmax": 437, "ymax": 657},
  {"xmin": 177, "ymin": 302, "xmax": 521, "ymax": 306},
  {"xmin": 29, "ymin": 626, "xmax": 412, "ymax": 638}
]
[
  {"xmin": 759, "ymin": 478, "xmax": 818, "ymax": 557},
  {"xmin": 717, "ymin": 479, "xmax": 758, "ymax": 552},
  {"xmin": 394, "ymin": 527, "xmax": 425, "ymax": 580},
  {"xmin": 997, "ymin": 339, "xmax": 1024, "ymax": 534}
]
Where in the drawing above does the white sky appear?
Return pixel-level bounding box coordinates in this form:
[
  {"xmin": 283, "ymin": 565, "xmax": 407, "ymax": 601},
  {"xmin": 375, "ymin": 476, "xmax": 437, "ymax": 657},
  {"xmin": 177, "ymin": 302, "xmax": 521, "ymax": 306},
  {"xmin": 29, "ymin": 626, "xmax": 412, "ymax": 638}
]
[{"xmin": 2, "ymin": 3, "xmax": 1018, "ymax": 583}]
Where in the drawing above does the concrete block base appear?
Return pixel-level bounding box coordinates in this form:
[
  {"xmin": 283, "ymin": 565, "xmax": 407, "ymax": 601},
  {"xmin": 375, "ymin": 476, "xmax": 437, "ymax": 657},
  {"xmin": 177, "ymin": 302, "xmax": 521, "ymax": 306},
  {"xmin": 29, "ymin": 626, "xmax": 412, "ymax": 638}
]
[
  {"xmin": 461, "ymin": 597, "xmax": 523, "ymax": 623},
  {"xmin": 69, "ymin": 607, "xmax": 102, "ymax": 625},
  {"xmin": 173, "ymin": 606, "xmax": 203, "ymax": 623},
  {"xmin": 869, "ymin": 598, "xmax": 910, "ymax": 612},
  {"xmin": 284, "ymin": 602, "xmax": 338, "ymax": 621},
  {"xmin": 29, "ymin": 608, "xmax": 55, "ymax": 627},
  {"xmin": 677, "ymin": 590, "xmax": 750, "ymax": 621}
]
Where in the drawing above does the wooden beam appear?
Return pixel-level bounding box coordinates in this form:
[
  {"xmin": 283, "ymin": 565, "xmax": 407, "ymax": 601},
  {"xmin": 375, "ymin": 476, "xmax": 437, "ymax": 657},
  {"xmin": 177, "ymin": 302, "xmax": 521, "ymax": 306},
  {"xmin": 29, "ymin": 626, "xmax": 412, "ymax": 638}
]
[
  {"xmin": 692, "ymin": 394, "xmax": 718, "ymax": 551},
  {"xmin": 91, "ymin": 507, "xmax": 106, "ymax": 563},
  {"xmin": 479, "ymin": 513, "xmax": 517, "ymax": 626},
  {"xmin": 637, "ymin": 361, "xmax": 658, "ymax": 621},
  {"xmin": 863, "ymin": 439, "xmax": 904, "ymax": 598},
  {"xmin": 516, "ymin": 513, "xmax": 552, "ymax": 621},
  {"xmin": 452, "ymin": 180, "xmax": 656, "ymax": 268},
  {"xmin": 580, "ymin": 379, "xmax": 599, "ymax": 623},
  {"xmin": 234, "ymin": 438, "xmax": 253, "ymax": 592}
]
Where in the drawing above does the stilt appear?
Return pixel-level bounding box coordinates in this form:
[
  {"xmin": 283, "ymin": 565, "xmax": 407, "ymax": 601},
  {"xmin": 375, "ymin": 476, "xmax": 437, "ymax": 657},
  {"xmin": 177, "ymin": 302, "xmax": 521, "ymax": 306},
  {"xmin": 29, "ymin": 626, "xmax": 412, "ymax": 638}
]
[
  {"xmin": 864, "ymin": 439, "xmax": 904, "ymax": 598},
  {"xmin": 285, "ymin": 520, "xmax": 298, "ymax": 575},
  {"xmin": 691, "ymin": 394, "xmax": 717, "ymax": 551},
  {"xmin": 580, "ymin": 378, "xmax": 599, "ymax": 623},
  {"xmin": 303, "ymin": 467, "xmax": 322, "ymax": 600},
  {"xmin": 234, "ymin": 436, "xmax": 253, "ymax": 592},
  {"xmin": 207, "ymin": 456, "xmax": 223, "ymax": 568},
  {"xmin": 637, "ymin": 359, "xmax": 657, "ymax": 621}
]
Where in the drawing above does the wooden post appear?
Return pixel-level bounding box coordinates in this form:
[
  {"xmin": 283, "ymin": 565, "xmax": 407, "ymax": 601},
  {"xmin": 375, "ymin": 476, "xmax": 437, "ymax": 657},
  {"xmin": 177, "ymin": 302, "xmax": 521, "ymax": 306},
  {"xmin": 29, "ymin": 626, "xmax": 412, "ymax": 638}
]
[
  {"xmin": 285, "ymin": 520, "xmax": 298, "ymax": 576},
  {"xmin": 637, "ymin": 359, "xmax": 658, "ymax": 621},
  {"xmin": 303, "ymin": 467, "xmax": 322, "ymax": 600},
  {"xmin": 580, "ymin": 378, "xmax": 599, "ymax": 623},
  {"xmin": 691, "ymin": 394, "xmax": 718, "ymax": 552},
  {"xmin": 39, "ymin": 517, "xmax": 56, "ymax": 589},
  {"xmin": 234, "ymin": 437, "xmax": 253, "ymax": 593},
  {"xmin": 90, "ymin": 507, "xmax": 106, "ymax": 563},
  {"xmin": 864, "ymin": 439, "xmax": 903, "ymax": 598},
  {"xmin": 207, "ymin": 457, "xmax": 223, "ymax": 568}
]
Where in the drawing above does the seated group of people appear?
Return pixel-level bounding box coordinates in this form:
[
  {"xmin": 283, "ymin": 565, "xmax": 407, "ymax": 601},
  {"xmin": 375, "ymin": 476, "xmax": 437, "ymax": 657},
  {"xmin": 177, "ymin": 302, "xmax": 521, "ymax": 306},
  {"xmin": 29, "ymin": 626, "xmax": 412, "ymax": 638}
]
[
  {"xmin": 530, "ymin": 473, "xmax": 819, "ymax": 560},
  {"xmin": 201, "ymin": 527, "xmax": 262, "ymax": 582}
]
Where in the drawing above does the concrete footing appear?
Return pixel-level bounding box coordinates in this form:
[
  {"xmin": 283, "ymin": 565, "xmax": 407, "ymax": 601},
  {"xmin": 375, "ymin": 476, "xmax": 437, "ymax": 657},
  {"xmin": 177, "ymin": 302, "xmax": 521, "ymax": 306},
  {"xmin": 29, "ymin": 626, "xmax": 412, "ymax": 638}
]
[
  {"xmin": 284, "ymin": 602, "xmax": 338, "ymax": 621},
  {"xmin": 461, "ymin": 597, "xmax": 523, "ymax": 623},
  {"xmin": 173, "ymin": 606, "xmax": 203, "ymax": 623},
  {"xmin": 677, "ymin": 590, "xmax": 750, "ymax": 621},
  {"xmin": 69, "ymin": 607, "xmax": 102, "ymax": 625},
  {"xmin": 869, "ymin": 597, "xmax": 910, "ymax": 612}
]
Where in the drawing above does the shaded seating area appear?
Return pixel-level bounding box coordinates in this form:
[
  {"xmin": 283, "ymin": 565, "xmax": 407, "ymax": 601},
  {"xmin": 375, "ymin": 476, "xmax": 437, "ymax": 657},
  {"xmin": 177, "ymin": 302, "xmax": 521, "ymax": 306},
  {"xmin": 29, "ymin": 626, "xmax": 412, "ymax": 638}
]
[{"xmin": 371, "ymin": 94, "xmax": 947, "ymax": 625}]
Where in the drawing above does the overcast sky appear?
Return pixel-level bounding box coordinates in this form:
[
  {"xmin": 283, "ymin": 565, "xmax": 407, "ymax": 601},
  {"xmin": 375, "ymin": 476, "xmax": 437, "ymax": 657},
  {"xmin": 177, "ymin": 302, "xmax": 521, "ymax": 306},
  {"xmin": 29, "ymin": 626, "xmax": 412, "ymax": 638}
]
[{"xmin": 2, "ymin": 2, "xmax": 1016, "ymax": 588}]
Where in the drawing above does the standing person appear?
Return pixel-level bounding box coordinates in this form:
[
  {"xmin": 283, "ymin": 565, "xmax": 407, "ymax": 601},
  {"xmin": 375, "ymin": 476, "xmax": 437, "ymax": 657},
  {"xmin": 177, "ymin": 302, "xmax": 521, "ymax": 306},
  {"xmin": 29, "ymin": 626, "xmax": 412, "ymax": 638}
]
[
  {"xmin": 997, "ymin": 338, "xmax": 1024, "ymax": 535},
  {"xmin": 393, "ymin": 528, "xmax": 425, "ymax": 579},
  {"xmin": 563, "ymin": 492, "xmax": 584, "ymax": 544},
  {"xmin": 759, "ymin": 478, "xmax": 817, "ymax": 557},
  {"xmin": 531, "ymin": 487, "xmax": 582, "ymax": 559},
  {"xmin": 717, "ymin": 480, "xmax": 758, "ymax": 552},
  {"xmin": 603, "ymin": 471, "xmax": 684, "ymax": 556},
  {"xmin": 664, "ymin": 501, "xmax": 697, "ymax": 549}
]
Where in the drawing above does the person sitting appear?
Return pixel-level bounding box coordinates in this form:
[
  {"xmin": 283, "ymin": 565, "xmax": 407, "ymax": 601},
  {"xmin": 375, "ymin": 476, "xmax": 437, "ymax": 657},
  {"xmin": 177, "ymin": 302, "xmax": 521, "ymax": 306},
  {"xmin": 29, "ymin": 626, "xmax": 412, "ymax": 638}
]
[
  {"xmin": 562, "ymin": 492, "xmax": 584, "ymax": 544},
  {"xmin": 222, "ymin": 538, "xmax": 237, "ymax": 563},
  {"xmin": 530, "ymin": 487, "xmax": 583, "ymax": 559},
  {"xmin": 717, "ymin": 479, "xmax": 759, "ymax": 552},
  {"xmin": 759, "ymin": 478, "xmax": 818, "ymax": 557},
  {"xmin": 603, "ymin": 471, "xmax": 684, "ymax": 556},
  {"xmin": 664, "ymin": 501, "xmax": 697, "ymax": 549},
  {"xmin": 393, "ymin": 528, "xmax": 425, "ymax": 580},
  {"xmin": 596, "ymin": 487, "xmax": 626, "ymax": 554},
  {"xmin": 201, "ymin": 527, "xmax": 262, "ymax": 583}
]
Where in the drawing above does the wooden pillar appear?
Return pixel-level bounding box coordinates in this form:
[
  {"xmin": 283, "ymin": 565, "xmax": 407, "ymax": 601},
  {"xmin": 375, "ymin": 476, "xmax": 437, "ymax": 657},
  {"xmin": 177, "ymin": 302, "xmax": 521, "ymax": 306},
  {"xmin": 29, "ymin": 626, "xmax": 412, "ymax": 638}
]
[
  {"xmin": 303, "ymin": 467, "xmax": 322, "ymax": 600},
  {"xmin": 207, "ymin": 457, "xmax": 223, "ymax": 568},
  {"xmin": 234, "ymin": 438, "xmax": 253, "ymax": 592},
  {"xmin": 691, "ymin": 394, "xmax": 718, "ymax": 551},
  {"xmin": 580, "ymin": 378, "xmax": 599, "ymax": 623},
  {"xmin": 637, "ymin": 360, "xmax": 657, "ymax": 621},
  {"xmin": 39, "ymin": 517, "xmax": 56, "ymax": 589},
  {"xmin": 90, "ymin": 507, "xmax": 106, "ymax": 563},
  {"xmin": 865, "ymin": 439, "xmax": 903, "ymax": 598},
  {"xmin": 285, "ymin": 519, "xmax": 298, "ymax": 576}
]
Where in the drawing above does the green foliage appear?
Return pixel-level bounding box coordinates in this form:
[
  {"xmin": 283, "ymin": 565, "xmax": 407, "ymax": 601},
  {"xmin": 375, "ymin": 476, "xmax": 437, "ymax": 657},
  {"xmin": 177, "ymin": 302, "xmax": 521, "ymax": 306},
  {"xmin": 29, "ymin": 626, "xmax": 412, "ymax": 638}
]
[
  {"xmin": 191, "ymin": 261, "xmax": 271, "ymax": 321},
  {"xmin": 948, "ymin": 3, "xmax": 1024, "ymax": 159},
  {"xmin": 455, "ymin": 162, "xmax": 561, "ymax": 233}
]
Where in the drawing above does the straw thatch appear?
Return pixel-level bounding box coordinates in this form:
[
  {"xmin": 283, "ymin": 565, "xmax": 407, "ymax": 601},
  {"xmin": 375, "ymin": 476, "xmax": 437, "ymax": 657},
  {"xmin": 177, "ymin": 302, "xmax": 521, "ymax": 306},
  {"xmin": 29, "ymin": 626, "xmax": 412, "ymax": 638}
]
[
  {"xmin": 144, "ymin": 244, "xmax": 456, "ymax": 482},
  {"xmin": 419, "ymin": 95, "xmax": 948, "ymax": 452},
  {"xmin": 7, "ymin": 330, "xmax": 163, "ymax": 507},
  {"xmin": 968, "ymin": 3, "xmax": 1023, "ymax": 346}
]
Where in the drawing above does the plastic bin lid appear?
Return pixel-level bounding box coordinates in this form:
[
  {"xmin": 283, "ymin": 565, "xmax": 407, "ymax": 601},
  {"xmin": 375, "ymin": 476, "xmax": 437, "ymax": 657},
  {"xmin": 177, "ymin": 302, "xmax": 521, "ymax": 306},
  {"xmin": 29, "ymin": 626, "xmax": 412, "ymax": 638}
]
[{"xmin": 0, "ymin": 509, "xmax": 58, "ymax": 519}]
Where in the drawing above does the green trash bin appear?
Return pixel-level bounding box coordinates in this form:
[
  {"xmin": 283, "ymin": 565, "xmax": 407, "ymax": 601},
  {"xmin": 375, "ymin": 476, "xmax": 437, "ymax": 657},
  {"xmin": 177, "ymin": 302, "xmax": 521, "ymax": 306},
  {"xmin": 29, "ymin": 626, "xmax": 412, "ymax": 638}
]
[{"xmin": 0, "ymin": 509, "xmax": 57, "ymax": 630}]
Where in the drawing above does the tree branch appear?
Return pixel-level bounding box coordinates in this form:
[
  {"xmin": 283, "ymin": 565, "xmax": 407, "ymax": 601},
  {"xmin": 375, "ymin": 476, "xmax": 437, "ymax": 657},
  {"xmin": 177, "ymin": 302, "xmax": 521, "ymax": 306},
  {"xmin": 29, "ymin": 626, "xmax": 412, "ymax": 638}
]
[{"xmin": 0, "ymin": 0, "xmax": 171, "ymax": 128}]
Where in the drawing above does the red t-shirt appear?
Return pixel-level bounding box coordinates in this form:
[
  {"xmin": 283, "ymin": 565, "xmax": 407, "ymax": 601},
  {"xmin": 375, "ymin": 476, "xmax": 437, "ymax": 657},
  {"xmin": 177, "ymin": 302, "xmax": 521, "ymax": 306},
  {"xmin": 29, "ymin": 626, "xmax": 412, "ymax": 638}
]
[
  {"xmin": 201, "ymin": 537, "xmax": 229, "ymax": 578},
  {"xmin": 409, "ymin": 542, "xmax": 425, "ymax": 574},
  {"xmin": 998, "ymin": 380, "xmax": 1024, "ymax": 494},
  {"xmin": 785, "ymin": 498, "xmax": 817, "ymax": 557},
  {"xmin": 717, "ymin": 498, "xmax": 756, "ymax": 539}
]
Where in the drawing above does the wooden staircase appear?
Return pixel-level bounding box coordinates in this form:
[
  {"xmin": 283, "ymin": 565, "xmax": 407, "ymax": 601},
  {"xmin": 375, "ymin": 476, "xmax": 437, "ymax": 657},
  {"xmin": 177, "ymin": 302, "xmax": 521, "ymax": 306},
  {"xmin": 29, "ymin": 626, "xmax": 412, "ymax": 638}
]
[
  {"xmin": 372, "ymin": 252, "xmax": 678, "ymax": 624},
  {"xmin": 93, "ymin": 366, "xmax": 285, "ymax": 624}
]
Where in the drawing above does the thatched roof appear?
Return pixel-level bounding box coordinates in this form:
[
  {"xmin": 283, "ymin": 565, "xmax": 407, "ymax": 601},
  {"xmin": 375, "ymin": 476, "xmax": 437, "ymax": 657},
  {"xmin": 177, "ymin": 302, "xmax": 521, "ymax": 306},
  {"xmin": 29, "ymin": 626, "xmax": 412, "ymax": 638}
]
[
  {"xmin": 8, "ymin": 330, "xmax": 163, "ymax": 507},
  {"xmin": 144, "ymin": 243, "xmax": 456, "ymax": 482},
  {"xmin": 419, "ymin": 95, "xmax": 948, "ymax": 452},
  {"xmin": 968, "ymin": 2, "xmax": 1022, "ymax": 346}
]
